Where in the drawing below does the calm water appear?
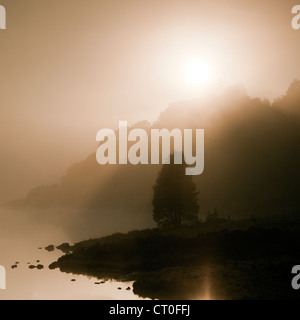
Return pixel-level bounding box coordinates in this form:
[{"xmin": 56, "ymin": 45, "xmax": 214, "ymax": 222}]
[{"xmin": 0, "ymin": 209, "xmax": 142, "ymax": 300}]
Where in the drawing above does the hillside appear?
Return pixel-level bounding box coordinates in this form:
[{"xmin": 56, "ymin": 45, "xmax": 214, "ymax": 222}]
[{"xmin": 6, "ymin": 81, "xmax": 300, "ymax": 238}]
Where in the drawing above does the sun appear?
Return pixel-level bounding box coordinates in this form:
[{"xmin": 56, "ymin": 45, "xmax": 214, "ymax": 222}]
[{"xmin": 183, "ymin": 59, "xmax": 213, "ymax": 86}]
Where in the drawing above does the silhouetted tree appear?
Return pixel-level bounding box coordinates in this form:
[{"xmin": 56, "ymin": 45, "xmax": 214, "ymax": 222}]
[
  {"xmin": 273, "ymin": 79, "xmax": 300, "ymax": 114},
  {"xmin": 205, "ymin": 208, "xmax": 227, "ymax": 224},
  {"xmin": 152, "ymin": 158, "xmax": 199, "ymax": 228},
  {"xmin": 205, "ymin": 208, "xmax": 219, "ymax": 223}
]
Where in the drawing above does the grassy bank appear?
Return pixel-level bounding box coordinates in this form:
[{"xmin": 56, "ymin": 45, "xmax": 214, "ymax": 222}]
[{"xmin": 49, "ymin": 217, "xmax": 300, "ymax": 299}]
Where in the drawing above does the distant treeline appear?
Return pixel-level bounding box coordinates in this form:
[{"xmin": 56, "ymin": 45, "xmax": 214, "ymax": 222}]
[{"xmin": 6, "ymin": 80, "xmax": 300, "ymax": 238}]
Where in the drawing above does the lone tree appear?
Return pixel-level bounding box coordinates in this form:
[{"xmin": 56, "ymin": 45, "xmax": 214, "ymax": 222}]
[{"xmin": 152, "ymin": 158, "xmax": 199, "ymax": 228}]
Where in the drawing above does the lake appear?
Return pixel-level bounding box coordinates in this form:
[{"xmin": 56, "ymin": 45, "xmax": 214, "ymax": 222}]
[{"xmin": 0, "ymin": 208, "xmax": 142, "ymax": 300}]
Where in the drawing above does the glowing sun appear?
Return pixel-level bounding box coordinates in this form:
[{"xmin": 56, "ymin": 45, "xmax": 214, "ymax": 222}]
[{"xmin": 183, "ymin": 59, "xmax": 213, "ymax": 86}]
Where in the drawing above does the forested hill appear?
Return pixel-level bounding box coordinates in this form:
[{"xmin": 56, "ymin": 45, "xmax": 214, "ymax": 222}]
[{"xmin": 6, "ymin": 81, "xmax": 300, "ymax": 234}]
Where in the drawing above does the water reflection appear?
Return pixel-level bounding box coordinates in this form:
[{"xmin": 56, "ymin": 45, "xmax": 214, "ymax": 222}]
[{"xmin": 0, "ymin": 209, "xmax": 142, "ymax": 300}]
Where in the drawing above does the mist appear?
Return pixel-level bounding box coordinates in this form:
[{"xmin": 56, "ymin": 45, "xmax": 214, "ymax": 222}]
[
  {"xmin": 1, "ymin": 0, "xmax": 300, "ymax": 204},
  {"xmin": 1, "ymin": 0, "xmax": 300, "ymax": 301}
]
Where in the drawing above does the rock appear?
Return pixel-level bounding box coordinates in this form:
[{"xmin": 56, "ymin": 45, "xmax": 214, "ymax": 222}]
[
  {"xmin": 11, "ymin": 265, "xmax": 17, "ymax": 269},
  {"xmin": 45, "ymin": 245, "xmax": 55, "ymax": 252},
  {"xmin": 27, "ymin": 262, "xmax": 30, "ymax": 265},
  {"xmin": 36, "ymin": 260, "xmax": 40, "ymax": 263},
  {"xmin": 100, "ymin": 281, "xmax": 106, "ymax": 284},
  {"xmin": 56, "ymin": 243, "xmax": 72, "ymax": 253},
  {"xmin": 118, "ymin": 287, "xmax": 122, "ymax": 290},
  {"xmin": 48, "ymin": 262, "xmax": 59, "ymax": 270},
  {"xmin": 15, "ymin": 262, "xmax": 19, "ymax": 265},
  {"xmin": 126, "ymin": 287, "xmax": 131, "ymax": 291},
  {"xmin": 94, "ymin": 282, "xmax": 101, "ymax": 285},
  {"xmin": 36, "ymin": 264, "xmax": 44, "ymax": 270},
  {"xmin": 38, "ymin": 247, "xmax": 42, "ymax": 250},
  {"xmin": 29, "ymin": 265, "xmax": 36, "ymax": 269},
  {"xmin": 71, "ymin": 279, "xmax": 76, "ymax": 282}
]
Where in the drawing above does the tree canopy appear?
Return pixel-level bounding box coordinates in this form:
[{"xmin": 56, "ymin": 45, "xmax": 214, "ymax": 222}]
[{"xmin": 152, "ymin": 158, "xmax": 199, "ymax": 228}]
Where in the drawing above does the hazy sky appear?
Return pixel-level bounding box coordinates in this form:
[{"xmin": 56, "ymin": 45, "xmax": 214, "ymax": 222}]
[{"xmin": 0, "ymin": 0, "xmax": 300, "ymax": 201}]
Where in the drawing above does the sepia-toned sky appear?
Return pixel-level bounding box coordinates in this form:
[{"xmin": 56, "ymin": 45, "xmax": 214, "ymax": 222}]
[{"xmin": 0, "ymin": 0, "xmax": 300, "ymax": 202}]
